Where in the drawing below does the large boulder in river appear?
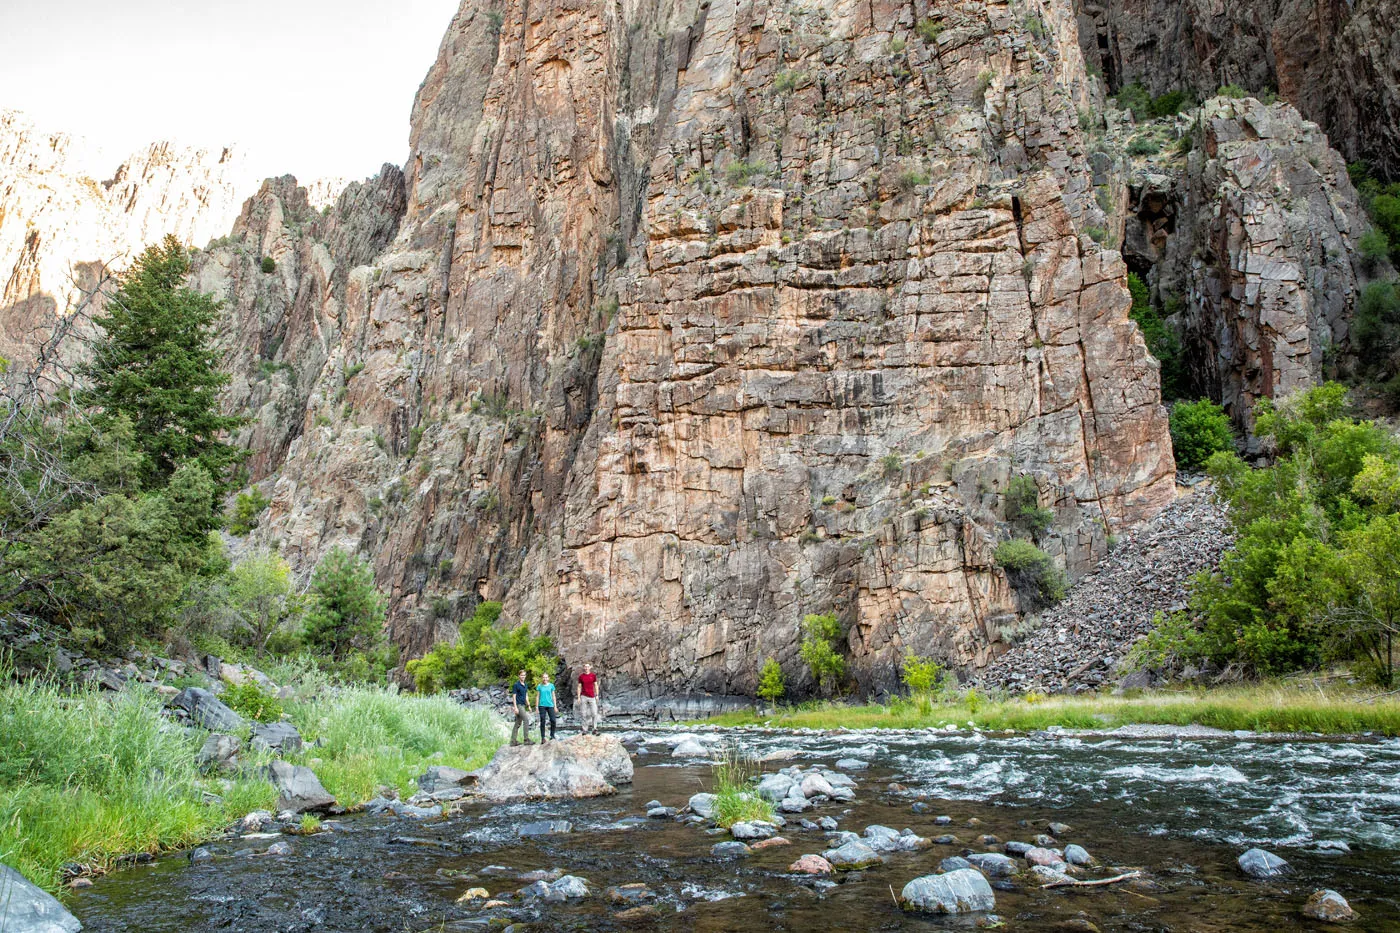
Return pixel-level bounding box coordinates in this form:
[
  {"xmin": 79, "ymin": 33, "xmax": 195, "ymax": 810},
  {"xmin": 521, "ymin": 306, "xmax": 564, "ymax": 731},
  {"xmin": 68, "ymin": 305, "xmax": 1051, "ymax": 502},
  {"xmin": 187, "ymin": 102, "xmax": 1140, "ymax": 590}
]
[
  {"xmin": 469, "ymin": 734, "xmax": 632, "ymax": 801},
  {"xmin": 265, "ymin": 760, "xmax": 336, "ymax": 813},
  {"xmin": 0, "ymin": 863, "xmax": 83, "ymax": 932},
  {"xmin": 170, "ymin": 687, "xmax": 245, "ymax": 732},
  {"xmin": 901, "ymin": 869, "xmax": 996, "ymax": 914}
]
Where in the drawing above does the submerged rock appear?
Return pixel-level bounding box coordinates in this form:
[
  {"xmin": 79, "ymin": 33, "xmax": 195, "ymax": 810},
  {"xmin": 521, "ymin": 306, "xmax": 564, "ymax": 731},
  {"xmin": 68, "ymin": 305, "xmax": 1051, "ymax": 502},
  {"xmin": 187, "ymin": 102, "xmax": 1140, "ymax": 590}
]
[
  {"xmin": 1303, "ymin": 889, "xmax": 1356, "ymax": 923},
  {"xmin": 0, "ymin": 863, "xmax": 82, "ymax": 932},
  {"xmin": 1238, "ymin": 848, "xmax": 1291, "ymax": 879},
  {"xmin": 711, "ymin": 841, "xmax": 751, "ymax": 859},
  {"xmin": 518, "ymin": 820, "xmax": 573, "ymax": 837},
  {"xmin": 901, "ymin": 868, "xmax": 997, "ymax": 914},
  {"xmin": 470, "ymin": 734, "xmax": 633, "ymax": 801}
]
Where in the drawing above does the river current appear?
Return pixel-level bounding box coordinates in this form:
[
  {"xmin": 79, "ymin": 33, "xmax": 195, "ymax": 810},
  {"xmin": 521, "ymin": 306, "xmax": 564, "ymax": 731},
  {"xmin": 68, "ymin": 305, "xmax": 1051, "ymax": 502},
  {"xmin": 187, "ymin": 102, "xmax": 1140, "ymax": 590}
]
[{"xmin": 72, "ymin": 725, "xmax": 1400, "ymax": 931}]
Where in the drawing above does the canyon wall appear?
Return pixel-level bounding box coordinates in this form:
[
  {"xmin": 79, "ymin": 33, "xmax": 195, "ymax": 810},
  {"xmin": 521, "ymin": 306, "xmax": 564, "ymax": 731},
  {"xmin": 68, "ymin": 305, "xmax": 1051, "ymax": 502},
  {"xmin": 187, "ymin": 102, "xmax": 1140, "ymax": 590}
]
[{"xmin": 207, "ymin": 0, "xmax": 1179, "ymax": 699}]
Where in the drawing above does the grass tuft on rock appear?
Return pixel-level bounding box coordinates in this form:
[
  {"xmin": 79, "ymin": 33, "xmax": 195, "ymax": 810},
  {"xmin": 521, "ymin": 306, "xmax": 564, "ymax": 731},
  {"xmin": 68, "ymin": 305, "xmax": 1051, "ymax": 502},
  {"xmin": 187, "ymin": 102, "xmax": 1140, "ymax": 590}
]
[{"xmin": 709, "ymin": 747, "xmax": 773, "ymax": 828}]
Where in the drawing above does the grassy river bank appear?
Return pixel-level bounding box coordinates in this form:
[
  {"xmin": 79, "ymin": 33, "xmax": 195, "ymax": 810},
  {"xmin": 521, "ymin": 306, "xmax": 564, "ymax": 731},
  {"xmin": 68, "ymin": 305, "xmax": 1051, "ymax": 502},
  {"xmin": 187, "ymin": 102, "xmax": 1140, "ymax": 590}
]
[
  {"xmin": 699, "ymin": 682, "xmax": 1400, "ymax": 736},
  {"xmin": 0, "ymin": 668, "xmax": 502, "ymax": 895}
]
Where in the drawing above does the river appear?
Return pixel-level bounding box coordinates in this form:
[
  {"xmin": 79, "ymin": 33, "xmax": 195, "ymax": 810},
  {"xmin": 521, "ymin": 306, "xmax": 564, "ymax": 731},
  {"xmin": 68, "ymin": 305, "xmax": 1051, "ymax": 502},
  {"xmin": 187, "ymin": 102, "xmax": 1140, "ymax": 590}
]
[{"xmin": 71, "ymin": 725, "xmax": 1400, "ymax": 931}]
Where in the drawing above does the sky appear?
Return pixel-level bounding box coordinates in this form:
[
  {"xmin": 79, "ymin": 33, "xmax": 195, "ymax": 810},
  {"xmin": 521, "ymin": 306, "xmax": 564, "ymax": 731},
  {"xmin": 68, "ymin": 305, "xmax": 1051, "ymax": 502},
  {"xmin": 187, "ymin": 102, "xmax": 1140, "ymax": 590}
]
[{"xmin": 0, "ymin": 0, "xmax": 461, "ymax": 182}]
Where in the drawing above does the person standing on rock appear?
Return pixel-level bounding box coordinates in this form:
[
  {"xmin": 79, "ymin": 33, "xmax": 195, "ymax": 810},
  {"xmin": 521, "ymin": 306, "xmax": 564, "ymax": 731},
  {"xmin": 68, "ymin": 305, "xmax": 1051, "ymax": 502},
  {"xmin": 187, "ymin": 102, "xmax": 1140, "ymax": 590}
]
[
  {"xmin": 536, "ymin": 672, "xmax": 558, "ymax": 744},
  {"xmin": 577, "ymin": 662, "xmax": 601, "ymax": 735},
  {"xmin": 510, "ymin": 670, "xmax": 533, "ymax": 746}
]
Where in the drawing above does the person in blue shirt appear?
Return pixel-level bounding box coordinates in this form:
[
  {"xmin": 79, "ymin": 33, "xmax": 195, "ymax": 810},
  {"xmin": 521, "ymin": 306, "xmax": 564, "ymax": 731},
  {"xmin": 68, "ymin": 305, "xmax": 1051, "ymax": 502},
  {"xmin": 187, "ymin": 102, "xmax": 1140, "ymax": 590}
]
[
  {"xmin": 510, "ymin": 670, "xmax": 533, "ymax": 746},
  {"xmin": 535, "ymin": 672, "xmax": 557, "ymax": 744}
]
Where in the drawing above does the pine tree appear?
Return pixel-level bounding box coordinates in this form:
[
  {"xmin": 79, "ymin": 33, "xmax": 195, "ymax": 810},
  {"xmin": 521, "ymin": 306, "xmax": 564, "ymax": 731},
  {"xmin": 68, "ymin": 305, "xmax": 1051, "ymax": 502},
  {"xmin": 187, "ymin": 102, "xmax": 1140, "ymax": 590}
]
[
  {"xmin": 302, "ymin": 548, "xmax": 388, "ymax": 660},
  {"xmin": 82, "ymin": 236, "xmax": 245, "ymax": 501}
]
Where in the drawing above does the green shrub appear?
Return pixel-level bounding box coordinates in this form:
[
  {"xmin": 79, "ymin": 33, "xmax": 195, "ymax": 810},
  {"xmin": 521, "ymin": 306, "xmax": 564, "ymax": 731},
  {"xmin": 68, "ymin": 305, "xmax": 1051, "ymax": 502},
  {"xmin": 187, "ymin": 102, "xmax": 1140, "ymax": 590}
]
[
  {"xmin": 260, "ymin": 256, "xmax": 276, "ymax": 274},
  {"xmin": 407, "ymin": 601, "xmax": 558, "ymax": 693},
  {"xmin": 725, "ymin": 159, "xmax": 771, "ymax": 186},
  {"xmin": 915, "ymin": 18, "xmax": 943, "ymax": 42},
  {"xmin": 900, "ymin": 653, "xmax": 944, "ymax": 712},
  {"xmin": 1084, "ymin": 225, "xmax": 1108, "ymax": 244},
  {"xmin": 1126, "ymin": 272, "xmax": 1185, "ymax": 398},
  {"xmin": 881, "ymin": 453, "xmax": 903, "ymax": 476},
  {"xmin": 1359, "ymin": 228, "xmax": 1391, "ymax": 269},
  {"xmin": 1126, "ymin": 136, "xmax": 1161, "ymax": 156},
  {"xmin": 1218, "ymin": 84, "xmax": 1248, "ymax": 99},
  {"xmin": 799, "ymin": 613, "xmax": 845, "ymax": 694},
  {"xmin": 1169, "ymin": 399, "xmax": 1234, "ymax": 469},
  {"xmin": 994, "ymin": 539, "xmax": 1067, "ymax": 609},
  {"xmin": 1113, "ymin": 83, "xmax": 1193, "ymax": 121},
  {"xmin": 227, "ymin": 488, "xmax": 270, "ymax": 535},
  {"xmin": 897, "ymin": 168, "xmax": 931, "ymax": 192},
  {"xmin": 774, "ymin": 70, "xmax": 805, "ymax": 94},
  {"xmin": 1188, "ymin": 384, "xmax": 1400, "ymax": 682},
  {"xmin": 1123, "ymin": 610, "xmax": 1207, "ymax": 673},
  {"xmin": 1355, "ymin": 279, "xmax": 1400, "ymax": 377},
  {"xmin": 1004, "ymin": 474, "xmax": 1053, "ymax": 537},
  {"xmin": 1022, "ymin": 13, "xmax": 1045, "ymax": 38},
  {"xmin": 756, "ymin": 657, "xmax": 786, "ymax": 705},
  {"xmin": 222, "ymin": 679, "xmax": 284, "ymax": 723}
]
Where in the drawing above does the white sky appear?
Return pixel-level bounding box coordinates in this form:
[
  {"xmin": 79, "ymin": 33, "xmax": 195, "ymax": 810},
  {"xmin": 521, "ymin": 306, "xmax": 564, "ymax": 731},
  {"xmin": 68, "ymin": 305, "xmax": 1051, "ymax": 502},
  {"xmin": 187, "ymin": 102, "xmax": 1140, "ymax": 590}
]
[{"xmin": 1, "ymin": 0, "xmax": 461, "ymax": 182}]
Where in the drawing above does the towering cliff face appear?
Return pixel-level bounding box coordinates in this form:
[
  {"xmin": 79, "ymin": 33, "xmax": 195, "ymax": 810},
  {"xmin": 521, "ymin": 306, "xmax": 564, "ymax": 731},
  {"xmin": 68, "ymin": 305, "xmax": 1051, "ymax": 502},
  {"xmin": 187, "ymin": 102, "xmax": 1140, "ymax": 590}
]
[
  {"xmin": 0, "ymin": 110, "xmax": 256, "ymax": 359},
  {"xmin": 1073, "ymin": 0, "xmax": 1400, "ymax": 178},
  {"xmin": 209, "ymin": 0, "xmax": 1179, "ymax": 698}
]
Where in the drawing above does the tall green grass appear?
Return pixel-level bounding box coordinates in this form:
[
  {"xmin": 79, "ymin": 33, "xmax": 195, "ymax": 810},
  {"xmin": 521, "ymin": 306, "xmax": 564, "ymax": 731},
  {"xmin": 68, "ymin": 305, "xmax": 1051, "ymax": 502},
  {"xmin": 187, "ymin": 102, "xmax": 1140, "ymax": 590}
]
[
  {"xmin": 285, "ymin": 687, "xmax": 502, "ymax": 805},
  {"xmin": 709, "ymin": 747, "xmax": 773, "ymax": 828},
  {"xmin": 0, "ymin": 676, "xmax": 276, "ymax": 894},
  {"xmin": 698, "ymin": 684, "xmax": 1400, "ymax": 736},
  {"xmin": 0, "ymin": 672, "xmax": 505, "ymax": 897}
]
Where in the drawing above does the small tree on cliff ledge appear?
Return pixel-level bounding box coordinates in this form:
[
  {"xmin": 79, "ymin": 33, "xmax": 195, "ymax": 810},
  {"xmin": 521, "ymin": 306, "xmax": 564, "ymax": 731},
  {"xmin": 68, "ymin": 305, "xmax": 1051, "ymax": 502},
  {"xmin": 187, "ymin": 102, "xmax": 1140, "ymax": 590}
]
[{"xmin": 799, "ymin": 613, "xmax": 845, "ymax": 696}]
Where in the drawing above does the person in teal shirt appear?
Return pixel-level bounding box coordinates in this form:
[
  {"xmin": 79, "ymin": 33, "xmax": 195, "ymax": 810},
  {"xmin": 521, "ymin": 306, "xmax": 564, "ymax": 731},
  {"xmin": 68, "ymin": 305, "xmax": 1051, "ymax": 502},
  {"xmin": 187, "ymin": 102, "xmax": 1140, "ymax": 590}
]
[{"xmin": 535, "ymin": 673, "xmax": 557, "ymax": 743}]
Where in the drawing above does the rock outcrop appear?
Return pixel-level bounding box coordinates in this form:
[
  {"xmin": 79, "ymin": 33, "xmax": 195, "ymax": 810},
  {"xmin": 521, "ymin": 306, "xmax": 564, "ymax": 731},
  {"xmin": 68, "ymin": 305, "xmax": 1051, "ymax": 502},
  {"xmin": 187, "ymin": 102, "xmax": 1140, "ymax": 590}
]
[
  {"xmin": 1073, "ymin": 0, "xmax": 1400, "ymax": 178},
  {"xmin": 468, "ymin": 734, "xmax": 633, "ymax": 800},
  {"xmin": 212, "ymin": 0, "xmax": 1179, "ymax": 699},
  {"xmin": 0, "ymin": 110, "xmax": 254, "ymax": 361},
  {"xmin": 0, "ymin": 863, "xmax": 82, "ymax": 932}
]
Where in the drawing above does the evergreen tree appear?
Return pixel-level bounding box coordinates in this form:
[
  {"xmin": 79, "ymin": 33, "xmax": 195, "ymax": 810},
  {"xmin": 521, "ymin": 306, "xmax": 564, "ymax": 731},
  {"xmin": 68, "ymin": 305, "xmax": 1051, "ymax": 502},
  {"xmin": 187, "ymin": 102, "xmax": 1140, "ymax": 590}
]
[
  {"xmin": 302, "ymin": 548, "xmax": 388, "ymax": 660},
  {"xmin": 82, "ymin": 236, "xmax": 245, "ymax": 502}
]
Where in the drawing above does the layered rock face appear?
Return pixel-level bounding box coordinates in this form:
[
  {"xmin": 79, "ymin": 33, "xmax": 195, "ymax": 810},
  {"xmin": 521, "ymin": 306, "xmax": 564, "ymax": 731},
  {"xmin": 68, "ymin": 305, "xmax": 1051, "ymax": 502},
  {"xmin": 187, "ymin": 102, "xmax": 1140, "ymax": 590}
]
[
  {"xmin": 219, "ymin": 0, "xmax": 1176, "ymax": 698},
  {"xmin": 0, "ymin": 110, "xmax": 255, "ymax": 359},
  {"xmin": 1073, "ymin": 0, "xmax": 1400, "ymax": 178},
  {"xmin": 1118, "ymin": 99, "xmax": 1370, "ymax": 433}
]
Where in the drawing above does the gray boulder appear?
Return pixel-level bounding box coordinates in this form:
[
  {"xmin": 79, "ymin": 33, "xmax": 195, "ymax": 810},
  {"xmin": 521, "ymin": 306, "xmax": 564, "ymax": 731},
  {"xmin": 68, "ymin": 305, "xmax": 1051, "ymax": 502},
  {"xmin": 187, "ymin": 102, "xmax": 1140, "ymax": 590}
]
[
  {"xmin": 940, "ymin": 856, "xmax": 973, "ymax": 872},
  {"xmin": 1030, "ymin": 864, "xmax": 1075, "ymax": 885},
  {"xmin": 171, "ymin": 687, "xmax": 245, "ymax": 732},
  {"xmin": 197, "ymin": 733, "xmax": 241, "ymax": 771},
  {"xmin": 965, "ymin": 852, "xmax": 1018, "ymax": 878},
  {"xmin": 672, "ymin": 738, "xmax": 708, "ymax": 757},
  {"xmin": 417, "ymin": 765, "xmax": 472, "ymax": 793},
  {"xmin": 835, "ymin": 758, "xmax": 869, "ymax": 770},
  {"xmin": 711, "ymin": 841, "xmax": 751, "ymax": 859},
  {"xmin": 688, "ymin": 792, "xmax": 717, "ymax": 818},
  {"xmin": 756, "ymin": 774, "xmax": 795, "ymax": 803},
  {"xmin": 730, "ymin": 821, "xmax": 777, "ymax": 841},
  {"xmin": 265, "ymin": 760, "xmax": 335, "ymax": 813},
  {"xmin": 1004, "ymin": 841, "xmax": 1033, "ymax": 856},
  {"xmin": 822, "ymin": 840, "xmax": 883, "ymax": 870},
  {"xmin": 249, "ymin": 722, "xmax": 303, "ymax": 755},
  {"xmin": 901, "ymin": 868, "xmax": 996, "ymax": 913},
  {"xmin": 550, "ymin": 875, "xmax": 590, "ymax": 899},
  {"xmin": 0, "ymin": 863, "xmax": 83, "ymax": 932},
  {"xmin": 1238, "ymin": 848, "xmax": 1291, "ymax": 879},
  {"xmin": 1064, "ymin": 844, "xmax": 1093, "ymax": 866},
  {"xmin": 519, "ymin": 820, "xmax": 573, "ymax": 836},
  {"xmin": 1303, "ymin": 889, "xmax": 1356, "ymax": 922}
]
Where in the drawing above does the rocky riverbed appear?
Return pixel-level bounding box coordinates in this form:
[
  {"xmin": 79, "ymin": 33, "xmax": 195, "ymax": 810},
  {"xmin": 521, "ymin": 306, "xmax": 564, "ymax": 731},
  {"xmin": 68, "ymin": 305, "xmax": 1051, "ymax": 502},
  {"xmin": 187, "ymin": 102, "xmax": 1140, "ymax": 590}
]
[{"xmin": 65, "ymin": 725, "xmax": 1399, "ymax": 931}]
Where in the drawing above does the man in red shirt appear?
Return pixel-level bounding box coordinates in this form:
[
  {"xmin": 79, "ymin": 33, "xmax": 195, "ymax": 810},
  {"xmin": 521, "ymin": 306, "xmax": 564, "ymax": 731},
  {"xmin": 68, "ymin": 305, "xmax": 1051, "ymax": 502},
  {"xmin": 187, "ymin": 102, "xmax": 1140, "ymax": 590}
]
[{"xmin": 577, "ymin": 662, "xmax": 601, "ymax": 735}]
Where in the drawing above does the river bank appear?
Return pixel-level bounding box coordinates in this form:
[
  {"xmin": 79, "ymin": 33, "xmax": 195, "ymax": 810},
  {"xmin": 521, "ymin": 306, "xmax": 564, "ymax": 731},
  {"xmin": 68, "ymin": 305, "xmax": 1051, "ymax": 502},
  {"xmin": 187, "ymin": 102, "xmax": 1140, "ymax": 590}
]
[
  {"xmin": 695, "ymin": 682, "xmax": 1400, "ymax": 736},
  {"xmin": 0, "ymin": 664, "xmax": 501, "ymax": 897}
]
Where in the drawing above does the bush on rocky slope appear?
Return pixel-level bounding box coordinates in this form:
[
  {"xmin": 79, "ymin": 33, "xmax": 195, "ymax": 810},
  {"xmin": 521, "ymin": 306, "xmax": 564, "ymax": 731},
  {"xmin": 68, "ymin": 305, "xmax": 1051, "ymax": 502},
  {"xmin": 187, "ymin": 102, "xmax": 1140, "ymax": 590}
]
[{"xmin": 1169, "ymin": 399, "xmax": 1234, "ymax": 469}]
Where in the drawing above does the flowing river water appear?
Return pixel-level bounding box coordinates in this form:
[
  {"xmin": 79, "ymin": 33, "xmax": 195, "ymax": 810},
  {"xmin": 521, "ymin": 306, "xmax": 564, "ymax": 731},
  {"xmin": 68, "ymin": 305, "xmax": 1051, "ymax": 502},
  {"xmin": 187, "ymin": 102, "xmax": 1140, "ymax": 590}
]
[{"xmin": 71, "ymin": 726, "xmax": 1400, "ymax": 931}]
